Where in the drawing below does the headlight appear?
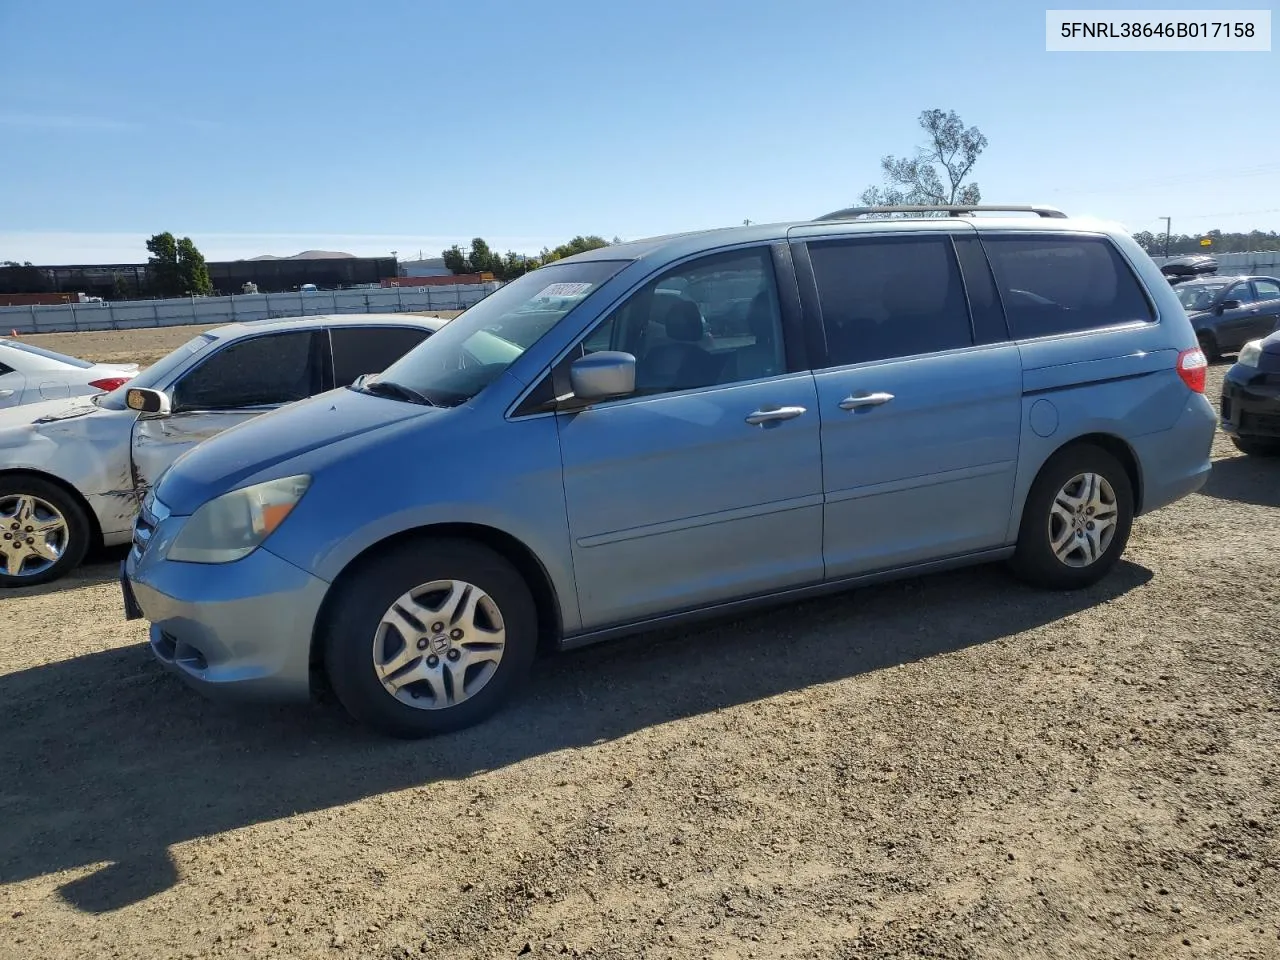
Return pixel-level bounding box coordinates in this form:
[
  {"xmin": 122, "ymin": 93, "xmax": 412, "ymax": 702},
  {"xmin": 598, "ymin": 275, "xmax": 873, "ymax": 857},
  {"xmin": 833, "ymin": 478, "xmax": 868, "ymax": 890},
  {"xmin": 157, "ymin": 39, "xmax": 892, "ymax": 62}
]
[
  {"xmin": 1237, "ymin": 340, "xmax": 1263, "ymax": 369},
  {"xmin": 166, "ymin": 475, "xmax": 310, "ymax": 564}
]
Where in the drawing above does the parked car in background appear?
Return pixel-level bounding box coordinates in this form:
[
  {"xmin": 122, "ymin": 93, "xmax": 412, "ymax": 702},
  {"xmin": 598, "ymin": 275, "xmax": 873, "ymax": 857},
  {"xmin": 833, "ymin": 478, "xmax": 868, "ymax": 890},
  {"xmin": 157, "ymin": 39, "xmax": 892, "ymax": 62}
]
[
  {"xmin": 1220, "ymin": 330, "xmax": 1280, "ymax": 456},
  {"xmin": 1174, "ymin": 275, "xmax": 1280, "ymax": 360},
  {"xmin": 1160, "ymin": 254, "xmax": 1218, "ymax": 286},
  {"xmin": 124, "ymin": 204, "xmax": 1216, "ymax": 738},
  {"xmin": 0, "ymin": 313, "xmax": 445, "ymax": 586},
  {"xmin": 0, "ymin": 338, "xmax": 137, "ymax": 409}
]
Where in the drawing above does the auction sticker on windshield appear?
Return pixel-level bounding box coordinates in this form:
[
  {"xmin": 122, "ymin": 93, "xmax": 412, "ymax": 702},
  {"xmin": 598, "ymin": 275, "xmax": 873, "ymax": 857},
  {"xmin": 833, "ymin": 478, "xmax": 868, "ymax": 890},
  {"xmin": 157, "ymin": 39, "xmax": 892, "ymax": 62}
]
[{"xmin": 534, "ymin": 282, "xmax": 594, "ymax": 299}]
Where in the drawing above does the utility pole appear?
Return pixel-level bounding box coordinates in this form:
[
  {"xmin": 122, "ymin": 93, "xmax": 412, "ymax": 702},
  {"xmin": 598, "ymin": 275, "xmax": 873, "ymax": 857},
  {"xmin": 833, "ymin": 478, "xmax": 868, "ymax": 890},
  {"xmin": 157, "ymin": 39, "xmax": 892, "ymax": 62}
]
[{"xmin": 1161, "ymin": 217, "xmax": 1172, "ymax": 259}]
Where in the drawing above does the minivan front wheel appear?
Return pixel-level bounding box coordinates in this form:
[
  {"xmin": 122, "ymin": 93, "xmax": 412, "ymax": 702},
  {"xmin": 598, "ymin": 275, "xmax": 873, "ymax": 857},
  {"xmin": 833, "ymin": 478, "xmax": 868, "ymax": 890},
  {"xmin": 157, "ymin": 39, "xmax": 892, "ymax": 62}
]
[
  {"xmin": 323, "ymin": 538, "xmax": 538, "ymax": 738},
  {"xmin": 1010, "ymin": 445, "xmax": 1134, "ymax": 590}
]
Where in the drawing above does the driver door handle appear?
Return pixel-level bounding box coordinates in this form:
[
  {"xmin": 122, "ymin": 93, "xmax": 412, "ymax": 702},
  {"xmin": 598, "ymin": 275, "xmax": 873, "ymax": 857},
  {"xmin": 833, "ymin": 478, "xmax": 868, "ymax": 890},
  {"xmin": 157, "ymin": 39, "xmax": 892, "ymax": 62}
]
[
  {"xmin": 745, "ymin": 405, "xmax": 806, "ymax": 426},
  {"xmin": 839, "ymin": 391, "xmax": 894, "ymax": 411},
  {"xmin": 0, "ymin": 390, "xmax": 13, "ymax": 399}
]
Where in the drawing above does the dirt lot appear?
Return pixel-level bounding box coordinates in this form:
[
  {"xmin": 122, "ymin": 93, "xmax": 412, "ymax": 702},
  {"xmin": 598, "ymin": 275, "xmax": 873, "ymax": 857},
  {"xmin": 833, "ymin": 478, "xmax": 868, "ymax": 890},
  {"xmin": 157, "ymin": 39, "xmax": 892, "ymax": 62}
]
[
  {"xmin": 16, "ymin": 312, "xmax": 464, "ymax": 367},
  {"xmin": 1, "ymin": 363, "xmax": 1277, "ymax": 960}
]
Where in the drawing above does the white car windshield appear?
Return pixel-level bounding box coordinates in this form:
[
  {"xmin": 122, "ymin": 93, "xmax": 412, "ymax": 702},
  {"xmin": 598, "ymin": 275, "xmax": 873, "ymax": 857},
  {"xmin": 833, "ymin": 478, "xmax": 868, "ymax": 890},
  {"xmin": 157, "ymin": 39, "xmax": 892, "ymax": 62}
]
[
  {"xmin": 358, "ymin": 259, "xmax": 627, "ymax": 407},
  {"xmin": 98, "ymin": 333, "xmax": 218, "ymax": 410}
]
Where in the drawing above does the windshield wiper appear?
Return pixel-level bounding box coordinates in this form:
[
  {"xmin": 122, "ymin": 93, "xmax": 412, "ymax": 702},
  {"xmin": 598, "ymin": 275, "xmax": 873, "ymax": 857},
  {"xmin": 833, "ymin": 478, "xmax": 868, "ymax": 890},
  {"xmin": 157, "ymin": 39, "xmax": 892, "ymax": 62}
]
[{"xmin": 356, "ymin": 377, "xmax": 437, "ymax": 407}]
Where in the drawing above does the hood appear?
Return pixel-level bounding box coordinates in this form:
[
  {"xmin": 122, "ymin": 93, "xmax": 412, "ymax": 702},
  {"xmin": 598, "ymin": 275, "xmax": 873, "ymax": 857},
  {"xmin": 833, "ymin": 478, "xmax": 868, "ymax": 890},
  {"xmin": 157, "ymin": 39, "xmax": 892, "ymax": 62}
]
[
  {"xmin": 155, "ymin": 387, "xmax": 438, "ymax": 515},
  {"xmin": 0, "ymin": 395, "xmax": 101, "ymax": 432}
]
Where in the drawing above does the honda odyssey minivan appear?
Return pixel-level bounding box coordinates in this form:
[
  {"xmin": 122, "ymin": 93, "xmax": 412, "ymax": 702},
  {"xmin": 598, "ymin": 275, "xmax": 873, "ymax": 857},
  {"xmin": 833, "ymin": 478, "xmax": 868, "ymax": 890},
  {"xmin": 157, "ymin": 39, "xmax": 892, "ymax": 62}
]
[{"xmin": 124, "ymin": 205, "xmax": 1216, "ymax": 737}]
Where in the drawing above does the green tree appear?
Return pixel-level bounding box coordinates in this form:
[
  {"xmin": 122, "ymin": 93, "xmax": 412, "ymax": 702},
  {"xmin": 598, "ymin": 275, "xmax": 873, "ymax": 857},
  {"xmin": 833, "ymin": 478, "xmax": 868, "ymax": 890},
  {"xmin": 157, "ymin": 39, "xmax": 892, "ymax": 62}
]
[
  {"xmin": 176, "ymin": 236, "xmax": 212, "ymax": 296},
  {"xmin": 145, "ymin": 232, "xmax": 182, "ymax": 297},
  {"xmin": 442, "ymin": 244, "xmax": 470, "ymax": 274},
  {"xmin": 467, "ymin": 237, "xmax": 499, "ymax": 275},
  {"xmin": 860, "ymin": 109, "xmax": 987, "ymax": 208},
  {"xmin": 1131, "ymin": 228, "xmax": 1280, "ymax": 257},
  {"xmin": 442, "ymin": 235, "xmax": 613, "ymax": 281},
  {"xmin": 145, "ymin": 232, "xmax": 212, "ymax": 296}
]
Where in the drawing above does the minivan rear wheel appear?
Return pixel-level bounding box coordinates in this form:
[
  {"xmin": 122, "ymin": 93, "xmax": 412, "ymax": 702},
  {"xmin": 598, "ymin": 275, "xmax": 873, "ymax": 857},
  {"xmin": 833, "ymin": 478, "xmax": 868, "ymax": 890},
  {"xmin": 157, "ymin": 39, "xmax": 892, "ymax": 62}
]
[
  {"xmin": 1009, "ymin": 444, "xmax": 1134, "ymax": 590},
  {"xmin": 323, "ymin": 538, "xmax": 538, "ymax": 738}
]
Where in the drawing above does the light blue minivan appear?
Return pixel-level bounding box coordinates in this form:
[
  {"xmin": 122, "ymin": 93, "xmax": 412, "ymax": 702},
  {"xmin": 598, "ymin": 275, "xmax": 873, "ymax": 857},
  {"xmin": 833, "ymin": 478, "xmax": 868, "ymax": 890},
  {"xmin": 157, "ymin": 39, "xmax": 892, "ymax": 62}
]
[{"xmin": 124, "ymin": 205, "xmax": 1216, "ymax": 737}]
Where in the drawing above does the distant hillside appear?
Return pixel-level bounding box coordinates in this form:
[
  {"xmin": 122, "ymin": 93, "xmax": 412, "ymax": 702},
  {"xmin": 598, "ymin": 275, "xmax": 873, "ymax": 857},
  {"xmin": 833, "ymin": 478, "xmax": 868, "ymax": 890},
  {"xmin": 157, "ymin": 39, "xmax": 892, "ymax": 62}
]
[{"xmin": 245, "ymin": 250, "xmax": 356, "ymax": 261}]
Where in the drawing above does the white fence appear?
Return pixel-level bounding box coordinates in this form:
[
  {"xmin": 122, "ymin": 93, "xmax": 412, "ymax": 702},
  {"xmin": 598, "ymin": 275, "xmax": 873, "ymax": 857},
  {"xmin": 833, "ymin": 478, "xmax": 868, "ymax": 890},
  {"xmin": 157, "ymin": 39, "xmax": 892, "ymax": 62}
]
[{"xmin": 0, "ymin": 282, "xmax": 501, "ymax": 335}]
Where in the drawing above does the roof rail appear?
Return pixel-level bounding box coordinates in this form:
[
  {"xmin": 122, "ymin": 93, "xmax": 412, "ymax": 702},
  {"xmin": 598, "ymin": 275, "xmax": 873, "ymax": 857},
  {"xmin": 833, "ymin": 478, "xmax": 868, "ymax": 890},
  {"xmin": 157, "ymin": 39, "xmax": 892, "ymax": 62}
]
[{"xmin": 813, "ymin": 204, "xmax": 1068, "ymax": 222}]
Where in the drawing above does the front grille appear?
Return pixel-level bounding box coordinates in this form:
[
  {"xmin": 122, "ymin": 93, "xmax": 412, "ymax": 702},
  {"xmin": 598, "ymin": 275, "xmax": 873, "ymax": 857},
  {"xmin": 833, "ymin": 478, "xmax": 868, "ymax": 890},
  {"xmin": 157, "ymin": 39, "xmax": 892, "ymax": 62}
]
[
  {"xmin": 131, "ymin": 512, "xmax": 155, "ymax": 557},
  {"xmin": 131, "ymin": 495, "xmax": 170, "ymax": 558},
  {"xmin": 1241, "ymin": 410, "xmax": 1280, "ymax": 433}
]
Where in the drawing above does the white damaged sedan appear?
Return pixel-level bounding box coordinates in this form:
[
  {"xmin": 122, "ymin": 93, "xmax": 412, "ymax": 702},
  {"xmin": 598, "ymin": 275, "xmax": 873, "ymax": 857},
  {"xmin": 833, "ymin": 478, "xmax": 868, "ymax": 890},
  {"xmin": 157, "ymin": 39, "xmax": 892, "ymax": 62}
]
[
  {"xmin": 0, "ymin": 313, "xmax": 445, "ymax": 586},
  {"xmin": 0, "ymin": 337, "xmax": 138, "ymax": 408}
]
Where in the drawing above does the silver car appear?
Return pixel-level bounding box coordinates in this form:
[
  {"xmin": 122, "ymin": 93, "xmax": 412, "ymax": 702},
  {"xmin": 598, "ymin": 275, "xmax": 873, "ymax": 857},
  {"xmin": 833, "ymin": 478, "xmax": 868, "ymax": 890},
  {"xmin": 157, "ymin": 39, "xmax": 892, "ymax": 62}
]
[{"xmin": 0, "ymin": 313, "xmax": 444, "ymax": 586}]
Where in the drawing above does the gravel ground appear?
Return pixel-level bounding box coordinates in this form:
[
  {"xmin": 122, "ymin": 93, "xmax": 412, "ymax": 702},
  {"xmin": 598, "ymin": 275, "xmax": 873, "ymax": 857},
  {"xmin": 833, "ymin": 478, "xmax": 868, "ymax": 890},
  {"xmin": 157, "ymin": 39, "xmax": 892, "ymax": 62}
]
[{"xmin": 1, "ymin": 364, "xmax": 1277, "ymax": 960}]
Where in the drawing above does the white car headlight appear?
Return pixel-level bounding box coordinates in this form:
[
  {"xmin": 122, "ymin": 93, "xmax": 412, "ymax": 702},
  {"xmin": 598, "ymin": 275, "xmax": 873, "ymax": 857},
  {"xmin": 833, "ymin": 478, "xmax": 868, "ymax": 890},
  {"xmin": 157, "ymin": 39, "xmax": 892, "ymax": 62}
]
[
  {"xmin": 1237, "ymin": 339, "xmax": 1263, "ymax": 369},
  {"xmin": 166, "ymin": 475, "xmax": 311, "ymax": 564}
]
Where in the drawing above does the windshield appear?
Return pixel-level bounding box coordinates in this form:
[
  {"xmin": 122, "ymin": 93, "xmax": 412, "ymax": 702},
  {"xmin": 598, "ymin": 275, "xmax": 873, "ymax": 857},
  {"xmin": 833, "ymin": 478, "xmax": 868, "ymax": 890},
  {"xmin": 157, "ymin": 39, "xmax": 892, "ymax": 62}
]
[
  {"xmin": 1176, "ymin": 282, "xmax": 1227, "ymax": 312},
  {"xmin": 365, "ymin": 259, "xmax": 628, "ymax": 406},
  {"xmin": 98, "ymin": 333, "xmax": 218, "ymax": 410},
  {"xmin": 0, "ymin": 339, "xmax": 94, "ymax": 369}
]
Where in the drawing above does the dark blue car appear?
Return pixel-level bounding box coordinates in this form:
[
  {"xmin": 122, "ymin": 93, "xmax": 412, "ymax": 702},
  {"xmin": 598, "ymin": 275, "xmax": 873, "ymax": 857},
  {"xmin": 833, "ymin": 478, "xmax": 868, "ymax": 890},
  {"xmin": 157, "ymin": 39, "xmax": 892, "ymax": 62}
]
[
  {"xmin": 1221, "ymin": 330, "xmax": 1280, "ymax": 456},
  {"xmin": 1175, "ymin": 275, "xmax": 1280, "ymax": 360}
]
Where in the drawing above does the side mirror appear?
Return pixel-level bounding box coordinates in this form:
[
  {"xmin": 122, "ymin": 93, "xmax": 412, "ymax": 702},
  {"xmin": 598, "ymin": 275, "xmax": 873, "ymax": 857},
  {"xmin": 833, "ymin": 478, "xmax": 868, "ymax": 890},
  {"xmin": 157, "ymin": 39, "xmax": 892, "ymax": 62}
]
[
  {"xmin": 569, "ymin": 351, "xmax": 636, "ymax": 402},
  {"xmin": 1219, "ymin": 299, "xmax": 1241, "ymax": 312},
  {"xmin": 126, "ymin": 387, "xmax": 172, "ymax": 416}
]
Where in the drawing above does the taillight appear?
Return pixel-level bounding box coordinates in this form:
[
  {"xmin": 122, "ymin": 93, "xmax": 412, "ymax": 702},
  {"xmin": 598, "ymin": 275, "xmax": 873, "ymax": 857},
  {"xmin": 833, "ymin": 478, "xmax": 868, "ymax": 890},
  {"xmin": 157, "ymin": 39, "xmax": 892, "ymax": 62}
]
[
  {"xmin": 88, "ymin": 377, "xmax": 131, "ymax": 393},
  {"xmin": 1176, "ymin": 347, "xmax": 1207, "ymax": 393}
]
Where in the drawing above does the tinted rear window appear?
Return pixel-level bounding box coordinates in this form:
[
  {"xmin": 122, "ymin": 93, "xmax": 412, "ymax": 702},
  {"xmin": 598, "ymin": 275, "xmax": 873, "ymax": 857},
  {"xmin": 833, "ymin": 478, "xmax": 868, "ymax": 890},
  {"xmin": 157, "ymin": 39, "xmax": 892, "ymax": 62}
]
[
  {"xmin": 331, "ymin": 326, "xmax": 432, "ymax": 387},
  {"xmin": 982, "ymin": 235, "xmax": 1154, "ymax": 339},
  {"xmin": 808, "ymin": 235, "xmax": 973, "ymax": 366}
]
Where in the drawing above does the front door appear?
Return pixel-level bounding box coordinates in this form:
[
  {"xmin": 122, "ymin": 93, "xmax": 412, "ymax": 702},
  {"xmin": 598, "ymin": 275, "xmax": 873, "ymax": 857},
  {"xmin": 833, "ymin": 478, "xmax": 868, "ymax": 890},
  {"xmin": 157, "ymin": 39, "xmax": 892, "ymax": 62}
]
[
  {"xmin": 555, "ymin": 246, "xmax": 824, "ymax": 629},
  {"xmin": 130, "ymin": 329, "xmax": 324, "ymax": 496},
  {"xmin": 1218, "ymin": 281, "xmax": 1262, "ymax": 352},
  {"xmin": 801, "ymin": 232, "xmax": 1023, "ymax": 579},
  {"xmin": 1246, "ymin": 279, "xmax": 1280, "ymax": 341}
]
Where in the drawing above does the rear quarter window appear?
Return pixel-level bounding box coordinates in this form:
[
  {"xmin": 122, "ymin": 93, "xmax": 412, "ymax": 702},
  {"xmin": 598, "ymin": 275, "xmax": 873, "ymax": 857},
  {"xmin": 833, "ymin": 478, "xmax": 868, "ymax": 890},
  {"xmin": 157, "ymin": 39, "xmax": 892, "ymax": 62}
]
[{"xmin": 981, "ymin": 234, "xmax": 1154, "ymax": 339}]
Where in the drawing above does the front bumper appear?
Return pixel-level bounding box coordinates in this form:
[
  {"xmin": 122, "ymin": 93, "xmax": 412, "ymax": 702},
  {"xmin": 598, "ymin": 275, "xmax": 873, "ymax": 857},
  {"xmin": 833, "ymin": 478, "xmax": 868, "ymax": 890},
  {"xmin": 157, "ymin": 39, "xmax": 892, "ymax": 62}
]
[
  {"xmin": 124, "ymin": 513, "xmax": 329, "ymax": 703},
  {"xmin": 1220, "ymin": 364, "xmax": 1280, "ymax": 440}
]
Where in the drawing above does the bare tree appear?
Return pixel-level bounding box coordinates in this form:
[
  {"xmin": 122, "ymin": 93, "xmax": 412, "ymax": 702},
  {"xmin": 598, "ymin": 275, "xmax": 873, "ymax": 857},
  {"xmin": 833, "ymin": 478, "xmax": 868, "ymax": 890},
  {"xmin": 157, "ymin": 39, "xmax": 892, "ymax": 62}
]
[{"xmin": 860, "ymin": 109, "xmax": 988, "ymax": 208}]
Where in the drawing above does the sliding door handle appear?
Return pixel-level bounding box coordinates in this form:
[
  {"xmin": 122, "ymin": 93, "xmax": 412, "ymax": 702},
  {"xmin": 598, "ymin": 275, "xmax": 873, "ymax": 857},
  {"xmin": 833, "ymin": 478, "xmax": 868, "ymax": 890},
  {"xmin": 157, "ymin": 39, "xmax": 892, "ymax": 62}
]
[
  {"xmin": 745, "ymin": 405, "xmax": 806, "ymax": 426},
  {"xmin": 839, "ymin": 391, "xmax": 894, "ymax": 411}
]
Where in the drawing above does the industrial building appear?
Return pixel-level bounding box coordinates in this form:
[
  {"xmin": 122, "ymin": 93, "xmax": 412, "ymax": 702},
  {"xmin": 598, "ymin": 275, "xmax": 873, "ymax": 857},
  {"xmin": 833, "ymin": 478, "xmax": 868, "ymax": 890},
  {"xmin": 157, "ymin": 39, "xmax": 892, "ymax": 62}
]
[{"xmin": 0, "ymin": 253, "xmax": 398, "ymax": 299}]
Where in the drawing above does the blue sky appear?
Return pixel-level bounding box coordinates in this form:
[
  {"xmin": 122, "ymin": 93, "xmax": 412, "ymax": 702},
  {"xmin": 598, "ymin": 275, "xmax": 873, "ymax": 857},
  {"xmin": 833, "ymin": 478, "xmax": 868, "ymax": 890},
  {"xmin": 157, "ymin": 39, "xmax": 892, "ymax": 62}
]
[{"xmin": 1, "ymin": 0, "xmax": 1276, "ymax": 263}]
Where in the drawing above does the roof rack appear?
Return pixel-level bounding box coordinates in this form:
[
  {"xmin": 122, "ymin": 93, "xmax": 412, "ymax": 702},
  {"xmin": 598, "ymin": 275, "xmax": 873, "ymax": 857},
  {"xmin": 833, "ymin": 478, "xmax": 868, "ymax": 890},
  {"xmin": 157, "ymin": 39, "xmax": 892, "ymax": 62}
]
[{"xmin": 814, "ymin": 204, "xmax": 1068, "ymax": 222}]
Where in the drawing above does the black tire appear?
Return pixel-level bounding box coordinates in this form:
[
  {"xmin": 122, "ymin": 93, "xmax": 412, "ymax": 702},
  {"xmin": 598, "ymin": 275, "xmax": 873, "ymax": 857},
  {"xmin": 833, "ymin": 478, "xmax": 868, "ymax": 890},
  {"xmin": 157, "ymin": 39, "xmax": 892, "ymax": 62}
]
[
  {"xmin": 1197, "ymin": 331, "xmax": 1221, "ymax": 363},
  {"xmin": 1009, "ymin": 444, "xmax": 1134, "ymax": 590},
  {"xmin": 0, "ymin": 474, "xmax": 92, "ymax": 588},
  {"xmin": 323, "ymin": 538, "xmax": 538, "ymax": 738},
  {"xmin": 1232, "ymin": 436, "xmax": 1280, "ymax": 457}
]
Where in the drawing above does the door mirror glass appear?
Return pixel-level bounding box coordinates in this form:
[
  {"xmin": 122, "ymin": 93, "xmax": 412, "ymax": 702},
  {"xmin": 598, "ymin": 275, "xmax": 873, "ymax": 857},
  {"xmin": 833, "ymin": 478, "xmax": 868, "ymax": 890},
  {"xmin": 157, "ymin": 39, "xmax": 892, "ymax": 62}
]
[
  {"xmin": 570, "ymin": 351, "xmax": 636, "ymax": 401},
  {"xmin": 1220, "ymin": 299, "xmax": 1241, "ymax": 311},
  {"xmin": 126, "ymin": 387, "xmax": 171, "ymax": 416}
]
